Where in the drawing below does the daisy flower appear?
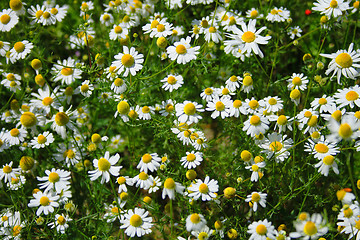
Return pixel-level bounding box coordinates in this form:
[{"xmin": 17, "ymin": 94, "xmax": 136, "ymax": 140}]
[
  {"xmin": 266, "ymin": 6, "xmax": 291, "ymax": 22},
  {"xmin": 28, "ymin": 190, "xmax": 60, "ymax": 216},
  {"xmin": 187, "ymin": 176, "xmax": 219, "ymax": 201},
  {"xmin": 166, "ymin": 36, "xmax": 200, "ymax": 64},
  {"xmin": 104, "ymin": 204, "xmax": 123, "ymax": 223},
  {"xmin": 109, "ymin": 24, "xmax": 129, "ymax": 40},
  {"xmin": 287, "ymin": 73, "xmax": 309, "ymax": 90},
  {"xmin": 111, "ymin": 77, "xmax": 127, "ymax": 94},
  {"xmin": 310, "ymin": 95, "xmax": 336, "ymax": 113},
  {"xmin": 314, "ymin": 155, "xmax": 339, "ymax": 176},
  {"xmin": 192, "ymin": 133, "xmax": 208, "ymax": 151},
  {"xmin": 2, "ymin": 211, "xmax": 24, "ymax": 239},
  {"xmin": 30, "ymin": 131, "xmax": 54, "ymax": 149},
  {"xmin": 289, "ymin": 213, "xmax": 328, "ymax": 239},
  {"xmin": 137, "ymin": 153, "xmax": 161, "ymax": 173},
  {"xmin": 120, "ymin": 208, "xmax": 153, "ymax": 237},
  {"xmin": 337, "ymin": 189, "xmax": 356, "ymax": 204},
  {"xmin": 99, "ymin": 13, "xmax": 113, "ymax": 26},
  {"xmin": 334, "ymin": 85, "xmax": 360, "ymax": 108},
  {"xmin": 30, "ymin": 85, "xmax": 61, "ymax": 114},
  {"xmin": 288, "ymin": 26, "xmax": 303, "ymax": 39},
  {"xmin": 312, "ymin": 0, "xmax": 350, "ymax": 19},
  {"xmin": 245, "ymin": 160, "xmax": 265, "ymax": 182},
  {"xmin": 88, "ymin": 151, "xmax": 122, "ymax": 184},
  {"xmin": 9, "ymin": 40, "xmax": 33, "ymax": 62},
  {"xmin": 0, "ymin": 162, "xmax": 21, "ymax": 184},
  {"xmin": 180, "ymin": 151, "xmax": 203, "ymax": 169},
  {"xmin": 261, "ymin": 133, "xmax": 293, "ymax": 163},
  {"xmin": 226, "ymin": 19, "xmax": 271, "ymax": 58},
  {"xmin": 200, "ymin": 87, "xmax": 219, "ymax": 101},
  {"xmin": 53, "ymin": 143, "xmax": 81, "ymax": 167},
  {"xmin": 5, "ymin": 127, "xmax": 27, "ymax": 146},
  {"xmin": 148, "ymin": 18, "xmax": 173, "ymax": 38},
  {"xmin": 115, "ymin": 100, "xmax": 130, "ymax": 122},
  {"xmin": 219, "ymin": 11, "xmax": 244, "ymax": 31},
  {"xmin": 175, "ymin": 101, "xmax": 204, "ymax": 125},
  {"xmin": 80, "ymin": 1, "xmax": 94, "ymax": 14},
  {"xmin": 245, "ymin": 192, "xmax": 267, "ymax": 212},
  {"xmin": 0, "ymin": 40, "xmax": 10, "ymax": 56},
  {"xmin": 327, "ymin": 114, "xmax": 360, "ymax": 142},
  {"xmin": 160, "ymin": 99, "xmax": 176, "ymax": 116},
  {"xmin": 229, "ymin": 99, "xmax": 247, "ymax": 117},
  {"xmin": 191, "ymin": 225, "xmax": 213, "ymax": 240},
  {"xmin": 132, "ymin": 172, "xmax": 154, "ymax": 190},
  {"xmin": 50, "ymin": 4, "xmax": 68, "ymax": 23},
  {"xmin": 48, "ymin": 214, "xmax": 72, "ymax": 234},
  {"xmin": 76, "ymin": 80, "xmax": 94, "ymax": 97},
  {"xmin": 206, "ymin": 96, "xmax": 232, "ymax": 119},
  {"xmin": 148, "ymin": 176, "xmax": 162, "ymax": 193},
  {"xmin": 52, "ymin": 57, "xmax": 83, "ymax": 85},
  {"xmin": 39, "ymin": 9, "xmax": 57, "ymax": 25},
  {"xmin": 242, "ymin": 114, "xmax": 270, "ymax": 137},
  {"xmin": 112, "ymin": 46, "xmax": 144, "ymax": 77},
  {"xmin": 116, "ymin": 176, "xmax": 133, "ymax": 193},
  {"xmin": 161, "ymin": 74, "xmax": 184, "ymax": 92},
  {"xmin": 162, "ymin": 178, "xmax": 185, "ymax": 199},
  {"xmin": 204, "ymin": 23, "xmax": 222, "ymax": 43},
  {"xmin": 320, "ymin": 43, "xmax": 360, "ymax": 84},
  {"xmin": 261, "ymin": 96, "xmax": 283, "ymax": 113},
  {"xmin": 243, "ymin": 98, "xmax": 265, "ymax": 115},
  {"xmin": 225, "ymin": 75, "xmax": 242, "ymax": 91},
  {"xmin": 186, "ymin": 213, "xmax": 207, "ymax": 232},
  {"xmin": 49, "ymin": 106, "xmax": 76, "ymax": 139},
  {"xmin": 247, "ymin": 219, "xmax": 276, "ymax": 240},
  {"xmin": 7, "ymin": 175, "xmax": 26, "ymax": 190},
  {"xmin": 138, "ymin": 106, "xmax": 155, "ymax": 120},
  {"xmin": 246, "ymin": 8, "xmax": 264, "ymax": 19},
  {"xmin": 0, "ymin": 9, "xmax": 19, "ymax": 32},
  {"xmin": 304, "ymin": 136, "xmax": 339, "ymax": 160},
  {"xmin": 273, "ymin": 115, "xmax": 293, "ymax": 133},
  {"xmin": 37, "ymin": 168, "xmax": 71, "ymax": 193}
]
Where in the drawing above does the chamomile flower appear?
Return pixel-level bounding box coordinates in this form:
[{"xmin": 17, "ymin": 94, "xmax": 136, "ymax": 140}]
[
  {"xmin": 39, "ymin": 9, "xmax": 56, "ymax": 25},
  {"xmin": 109, "ymin": 24, "xmax": 129, "ymax": 40},
  {"xmin": 337, "ymin": 189, "xmax": 356, "ymax": 204},
  {"xmin": 266, "ymin": 7, "xmax": 291, "ymax": 22},
  {"xmin": 116, "ymin": 176, "xmax": 133, "ymax": 193},
  {"xmin": 30, "ymin": 85, "xmax": 61, "ymax": 114},
  {"xmin": 99, "ymin": 13, "xmax": 113, "ymax": 26},
  {"xmin": 304, "ymin": 136, "xmax": 339, "ymax": 160},
  {"xmin": 132, "ymin": 172, "xmax": 154, "ymax": 190},
  {"xmin": 186, "ymin": 213, "xmax": 207, "ymax": 232},
  {"xmin": 327, "ymin": 114, "xmax": 360, "ymax": 142},
  {"xmin": 229, "ymin": 99, "xmax": 247, "ymax": 117},
  {"xmin": 187, "ymin": 176, "xmax": 219, "ymax": 201},
  {"xmin": 52, "ymin": 57, "xmax": 83, "ymax": 85},
  {"xmin": 262, "ymin": 96, "xmax": 283, "ymax": 113},
  {"xmin": 312, "ymin": 0, "xmax": 350, "ymax": 19},
  {"xmin": 28, "ymin": 190, "xmax": 59, "ymax": 216},
  {"xmin": 320, "ymin": 43, "xmax": 360, "ymax": 84},
  {"xmin": 311, "ymin": 95, "xmax": 336, "ymax": 113},
  {"xmin": 289, "ymin": 213, "xmax": 328, "ymax": 239},
  {"xmin": 334, "ymin": 85, "xmax": 360, "ymax": 108},
  {"xmin": 0, "ymin": 40, "xmax": 10, "ymax": 56},
  {"xmin": 80, "ymin": 1, "xmax": 94, "ymax": 14},
  {"xmin": 273, "ymin": 115, "xmax": 293, "ymax": 133},
  {"xmin": 37, "ymin": 168, "xmax": 71, "ymax": 193},
  {"xmin": 53, "ymin": 143, "xmax": 80, "ymax": 167},
  {"xmin": 5, "ymin": 127, "xmax": 27, "ymax": 146},
  {"xmin": 104, "ymin": 204, "xmax": 123, "ymax": 223},
  {"xmin": 50, "ymin": 4, "xmax": 68, "ymax": 23},
  {"xmin": 88, "ymin": 151, "xmax": 122, "ymax": 184},
  {"xmin": 204, "ymin": 23, "xmax": 222, "ymax": 43},
  {"xmin": 76, "ymin": 80, "xmax": 94, "ymax": 97},
  {"xmin": 225, "ymin": 75, "xmax": 242, "ymax": 91},
  {"xmin": 137, "ymin": 153, "xmax": 161, "ymax": 173},
  {"xmin": 120, "ymin": 208, "xmax": 153, "ymax": 238},
  {"xmin": 314, "ymin": 155, "xmax": 339, "ymax": 176},
  {"xmin": 247, "ymin": 219, "xmax": 276, "ymax": 240},
  {"xmin": 161, "ymin": 74, "xmax": 184, "ymax": 92},
  {"xmin": 200, "ymin": 87, "xmax": 219, "ymax": 101},
  {"xmin": 148, "ymin": 176, "xmax": 162, "ymax": 193},
  {"xmin": 246, "ymin": 8, "xmax": 264, "ymax": 19},
  {"xmin": 227, "ymin": 19, "xmax": 271, "ymax": 57},
  {"xmin": 110, "ymin": 77, "xmax": 127, "ymax": 94},
  {"xmin": 206, "ymin": 96, "xmax": 232, "ymax": 119},
  {"xmin": 162, "ymin": 178, "xmax": 185, "ymax": 199},
  {"xmin": 115, "ymin": 100, "xmax": 130, "ymax": 122},
  {"xmin": 243, "ymin": 114, "xmax": 269, "ymax": 137},
  {"xmin": 0, "ymin": 9, "xmax": 19, "ymax": 32},
  {"xmin": 180, "ymin": 151, "xmax": 203, "ymax": 169},
  {"xmin": 167, "ymin": 36, "xmax": 200, "ymax": 64},
  {"xmin": 175, "ymin": 101, "xmax": 204, "ymax": 125},
  {"xmin": 30, "ymin": 131, "xmax": 54, "ymax": 149},
  {"xmin": 288, "ymin": 26, "xmax": 303, "ymax": 39},
  {"xmin": 160, "ymin": 99, "xmax": 176, "ymax": 116},
  {"xmin": 0, "ymin": 162, "xmax": 21, "ymax": 184},
  {"xmin": 7, "ymin": 175, "xmax": 26, "ymax": 190},
  {"xmin": 287, "ymin": 73, "xmax": 309, "ymax": 90},
  {"xmin": 9, "ymin": 40, "xmax": 33, "ymax": 62},
  {"xmin": 149, "ymin": 18, "xmax": 173, "ymax": 38},
  {"xmin": 112, "ymin": 46, "xmax": 144, "ymax": 77},
  {"xmin": 245, "ymin": 192, "xmax": 267, "ymax": 212},
  {"xmin": 27, "ymin": 5, "xmax": 45, "ymax": 25},
  {"xmin": 243, "ymin": 98, "xmax": 264, "ymax": 115},
  {"xmin": 191, "ymin": 225, "xmax": 213, "ymax": 240},
  {"xmin": 261, "ymin": 133, "xmax": 293, "ymax": 163},
  {"xmin": 49, "ymin": 106, "xmax": 76, "ymax": 139},
  {"xmin": 245, "ymin": 160, "xmax": 265, "ymax": 182},
  {"xmin": 48, "ymin": 214, "xmax": 72, "ymax": 234},
  {"xmin": 138, "ymin": 106, "xmax": 155, "ymax": 120}
]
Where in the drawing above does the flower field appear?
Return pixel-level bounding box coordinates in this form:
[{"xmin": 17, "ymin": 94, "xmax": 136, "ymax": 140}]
[{"xmin": 1, "ymin": 0, "xmax": 360, "ymax": 239}]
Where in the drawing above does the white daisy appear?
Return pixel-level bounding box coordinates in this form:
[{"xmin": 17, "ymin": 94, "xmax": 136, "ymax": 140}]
[
  {"xmin": 310, "ymin": 95, "xmax": 336, "ymax": 113},
  {"xmin": 0, "ymin": 161, "xmax": 21, "ymax": 184},
  {"xmin": 200, "ymin": 87, "xmax": 219, "ymax": 101},
  {"xmin": 111, "ymin": 77, "xmax": 127, "ymax": 94},
  {"xmin": 187, "ymin": 176, "xmax": 219, "ymax": 201},
  {"xmin": 206, "ymin": 96, "xmax": 232, "ymax": 119},
  {"xmin": 137, "ymin": 153, "xmax": 161, "ymax": 173},
  {"xmin": 245, "ymin": 160, "xmax": 266, "ymax": 182},
  {"xmin": 304, "ymin": 136, "xmax": 340, "ymax": 160},
  {"xmin": 138, "ymin": 106, "xmax": 155, "ymax": 120},
  {"xmin": 120, "ymin": 208, "xmax": 153, "ymax": 238},
  {"xmin": 109, "ymin": 24, "xmax": 129, "ymax": 40},
  {"xmin": 5, "ymin": 127, "xmax": 27, "ymax": 146},
  {"xmin": 52, "ymin": 57, "xmax": 83, "ymax": 85},
  {"xmin": 186, "ymin": 213, "xmax": 207, "ymax": 232},
  {"xmin": 0, "ymin": 9, "xmax": 19, "ymax": 32},
  {"xmin": 28, "ymin": 190, "xmax": 60, "ymax": 216},
  {"xmin": 289, "ymin": 213, "xmax": 328, "ymax": 239},
  {"xmin": 327, "ymin": 114, "xmax": 360, "ymax": 142},
  {"xmin": 30, "ymin": 85, "xmax": 61, "ymax": 114},
  {"xmin": 245, "ymin": 192, "xmax": 267, "ymax": 212},
  {"xmin": 175, "ymin": 101, "xmax": 204, "ymax": 125},
  {"xmin": 166, "ymin": 36, "xmax": 200, "ymax": 64},
  {"xmin": 242, "ymin": 114, "xmax": 269, "ymax": 137},
  {"xmin": 132, "ymin": 172, "xmax": 154, "ymax": 190},
  {"xmin": 161, "ymin": 74, "xmax": 184, "ymax": 92},
  {"xmin": 180, "ymin": 151, "xmax": 203, "ymax": 169},
  {"xmin": 261, "ymin": 133, "xmax": 293, "ymax": 163},
  {"xmin": 37, "ymin": 168, "xmax": 71, "ymax": 193},
  {"xmin": 112, "ymin": 46, "xmax": 144, "ymax": 77},
  {"xmin": 162, "ymin": 178, "xmax": 185, "ymax": 200},
  {"xmin": 30, "ymin": 131, "xmax": 54, "ymax": 149},
  {"xmin": 287, "ymin": 73, "xmax": 309, "ymax": 90},
  {"xmin": 49, "ymin": 106, "xmax": 76, "ymax": 139},
  {"xmin": 88, "ymin": 151, "xmax": 122, "ymax": 184},
  {"xmin": 48, "ymin": 214, "xmax": 72, "ymax": 234},
  {"xmin": 312, "ymin": 0, "xmax": 350, "ymax": 19},
  {"xmin": 247, "ymin": 219, "xmax": 276, "ymax": 240},
  {"xmin": 9, "ymin": 40, "xmax": 33, "ymax": 62},
  {"xmin": 334, "ymin": 85, "xmax": 360, "ymax": 108},
  {"xmin": 266, "ymin": 7, "xmax": 291, "ymax": 22},
  {"xmin": 314, "ymin": 155, "xmax": 339, "ymax": 176}
]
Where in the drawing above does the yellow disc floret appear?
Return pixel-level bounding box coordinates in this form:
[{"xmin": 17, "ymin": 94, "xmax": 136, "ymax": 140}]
[
  {"xmin": 129, "ymin": 214, "xmax": 142, "ymax": 227},
  {"xmin": 142, "ymin": 154, "xmax": 152, "ymax": 163},
  {"xmin": 98, "ymin": 158, "xmax": 111, "ymax": 171},
  {"xmin": 164, "ymin": 178, "xmax": 175, "ymax": 189},
  {"xmin": 48, "ymin": 172, "xmax": 60, "ymax": 183},
  {"xmin": 336, "ymin": 53, "xmax": 352, "ymax": 68},
  {"xmin": 242, "ymin": 31, "xmax": 256, "ymax": 43},
  {"xmin": 256, "ymin": 224, "xmax": 267, "ymax": 235},
  {"xmin": 121, "ymin": 54, "xmax": 134, "ymax": 68}
]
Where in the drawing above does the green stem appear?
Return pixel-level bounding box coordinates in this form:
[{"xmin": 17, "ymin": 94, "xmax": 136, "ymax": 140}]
[
  {"xmin": 347, "ymin": 151, "xmax": 359, "ymax": 200},
  {"xmin": 139, "ymin": 60, "xmax": 175, "ymax": 80}
]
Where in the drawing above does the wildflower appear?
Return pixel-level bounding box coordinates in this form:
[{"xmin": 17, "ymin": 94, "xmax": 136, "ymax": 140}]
[
  {"xmin": 187, "ymin": 176, "xmax": 219, "ymax": 201},
  {"xmin": 200, "ymin": 87, "xmax": 219, "ymax": 101},
  {"xmin": 28, "ymin": 190, "xmax": 60, "ymax": 216},
  {"xmin": 120, "ymin": 208, "xmax": 153, "ymax": 237},
  {"xmin": 160, "ymin": 99, "xmax": 176, "ymax": 116},
  {"xmin": 166, "ymin": 36, "xmax": 200, "ymax": 64},
  {"xmin": 226, "ymin": 19, "xmax": 271, "ymax": 58},
  {"xmin": 138, "ymin": 106, "xmax": 155, "ymax": 120},
  {"xmin": 327, "ymin": 114, "xmax": 360, "ymax": 142},
  {"xmin": 245, "ymin": 192, "xmax": 267, "ymax": 212},
  {"xmin": 225, "ymin": 75, "xmax": 242, "ymax": 91},
  {"xmin": 112, "ymin": 46, "xmax": 144, "ymax": 77},
  {"xmin": 261, "ymin": 133, "xmax": 293, "ymax": 163},
  {"xmin": 104, "ymin": 204, "xmax": 122, "ymax": 223},
  {"xmin": 191, "ymin": 225, "xmax": 213, "ymax": 240},
  {"xmin": 162, "ymin": 178, "xmax": 185, "ymax": 199},
  {"xmin": 48, "ymin": 214, "xmax": 72, "ymax": 234},
  {"xmin": 37, "ymin": 168, "xmax": 71, "ymax": 193},
  {"xmin": 242, "ymin": 114, "xmax": 269, "ymax": 137},
  {"xmin": 109, "ymin": 24, "xmax": 129, "ymax": 40},
  {"xmin": 175, "ymin": 101, "xmax": 204, "ymax": 125},
  {"xmin": 111, "ymin": 77, "xmax": 127, "ymax": 94},
  {"xmin": 49, "ymin": 106, "xmax": 76, "ymax": 139},
  {"xmin": 53, "ymin": 143, "xmax": 81, "ymax": 167},
  {"xmin": 5, "ymin": 127, "xmax": 27, "ymax": 146},
  {"xmin": 0, "ymin": 40, "xmax": 10, "ymax": 56},
  {"xmin": 88, "ymin": 151, "xmax": 122, "ymax": 184},
  {"xmin": 287, "ymin": 73, "xmax": 309, "ymax": 90},
  {"xmin": 243, "ymin": 97, "xmax": 264, "ymax": 115},
  {"xmin": 0, "ymin": 162, "xmax": 21, "ymax": 184},
  {"xmin": 266, "ymin": 7, "xmax": 291, "ymax": 22},
  {"xmin": 321, "ymin": 43, "xmax": 360, "ymax": 84},
  {"xmin": 146, "ymin": 18, "xmax": 173, "ymax": 38},
  {"xmin": 246, "ymin": 8, "xmax": 264, "ymax": 19},
  {"xmin": 52, "ymin": 57, "xmax": 83, "ymax": 85},
  {"xmin": 9, "ymin": 40, "xmax": 33, "ymax": 62},
  {"xmin": 245, "ymin": 160, "xmax": 265, "ymax": 182},
  {"xmin": 288, "ymin": 26, "xmax": 303, "ymax": 39},
  {"xmin": 311, "ymin": 95, "xmax": 336, "ymax": 113},
  {"xmin": 272, "ymin": 115, "xmax": 293, "ymax": 133},
  {"xmin": 115, "ymin": 100, "xmax": 130, "ymax": 122},
  {"xmin": 30, "ymin": 86, "xmax": 61, "ymax": 114},
  {"xmin": 334, "ymin": 85, "xmax": 360, "ymax": 108},
  {"xmin": 137, "ymin": 153, "xmax": 161, "ymax": 173},
  {"xmin": 76, "ymin": 80, "xmax": 94, "ymax": 97},
  {"xmin": 312, "ymin": 0, "xmax": 350, "ymax": 19},
  {"xmin": 204, "ymin": 23, "xmax": 222, "ymax": 43},
  {"xmin": 50, "ymin": 4, "xmax": 68, "ymax": 23},
  {"xmin": 0, "ymin": 9, "xmax": 19, "ymax": 32},
  {"xmin": 289, "ymin": 213, "xmax": 328, "ymax": 239},
  {"xmin": 304, "ymin": 136, "xmax": 339, "ymax": 160},
  {"xmin": 161, "ymin": 74, "xmax": 184, "ymax": 92},
  {"xmin": 186, "ymin": 213, "xmax": 207, "ymax": 232},
  {"xmin": 262, "ymin": 96, "xmax": 283, "ymax": 113},
  {"xmin": 247, "ymin": 219, "xmax": 276, "ymax": 239},
  {"xmin": 2, "ymin": 211, "xmax": 24, "ymax": 239},
  {"xmin": 132, "ymin": 172, "xmax": 154, "ymax": 190},
  {"xmin": 206, "ymin": 96, "xmax": 232, "ymax": 119},
  {"xmin": 337, "ymin": 189, "xmax": 356, "ymax": 204},
  {"xmin": 7, "ymin": 175, "xmax": 26, "ymax": 190},
  {"xmin": 99, "ymin": 12, "xmax": 113, "ymax": 26},
  {"xmin": 180, "ymin": 151, "xmax": 203, "ymax": 169}
]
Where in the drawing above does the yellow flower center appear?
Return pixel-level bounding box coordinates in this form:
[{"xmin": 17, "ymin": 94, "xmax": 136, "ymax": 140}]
[
  {"xmin": 176, "ymin": 44, "xmax": 187, "ymax": 54},
  {"xmin": 318, "ymin": 98, "xmax": 327, "ymax": 105},
  {"xmin": 242, "ymin": 31, "xmax": 256, "ymax": 43},
  {"xmin": 51, "ymin": 8, "xmax": 58, "ymax": 15},
  {"xmin": 40, "ymin": 196, "xmax": 50, "ymax": 206},
  {"xmin": 35, "ymin": 10, "xmax": 43, "ymax": 19},
  {"xmin": 198, "ymin": 232, "xmax": 208, "ymax": 240},
  {"xmin": 81, "ymin": 84, "xmax": 89, "ymax": 92},
  {"xmin": 142, "ymin": 153, "xmax": 152, "ymax": 163},
  {"xmin": 201, "ymin": 20, "xmax": 209, "ymax": 28},
  {"xmin": 41, "ymin": 96, "xmax": 54, "ymax": 106},
  {"xmin": 215, "ymin": 101, "xmax": 225, "ymax": 111},
  {"xmin": 31, "ymin": 59, "xmax": 42, "ymax": 70},
  {"xmin": 139, "ymin": 172, "xmax": 148, "ymax": 180},
  {"xmin": 251, "ymin": 193, "xmax": 261, "ymax": 202},
  {"xmin": 355, "ymin": 219, "xmax": 360, "ymax": 230},
  {"xmin": 268, "ymin": 98, "xmax": 277, "ymax": 105},
  {"xmin": 121, "ymin": 54, "xmax": 135, "ymax": 68},
  {"xmin": 199, "ymin": 183, "xmax": 209, "ymax": 193},
  {"xmin": 186, "ymin": 153, "xmax": 196, "ymax": 162},
  {"xmin": 252, "ymin": 164, "xmax": 259, "ymax": 172},
  {"xmin": 230, "ymin": 75, "xmax": 237, "ymax": 82},
  {"xmin": 7, "ymin": 73, "xmax": 15, "ymax": 81},
  {"xmin": 117, "ymin": 176, "xmax": 126, "ymax": 184},
  {"xmin": 303, "ymin": 221, "xmax": 317, "ymax": 236},
  {"xmin": 3, "ymin": 165, "xmax": 12, "ymax": 173},
  {"xmin": 183, "ymin": 130, "xmax": 191, "ymax": 138},
  {"xmin": 81, "ymin": 2, "xmax": 89, "ymax": 11},
  {"xmin": 184, "ymin": 103, "xmax": 196, "ymax": 115},
  {"xmin": 103, "ymin": 14, "xmax": 110, "ymax": 21},
  {"xmin": 330, "ymin": 0, "xmax": 338, "ymax": 8},
  {"xmin": 332, "ymin": 110, "xmax": 342, "ymax": 121},
  {"xmin": 292, "ymin": 77, "xmax": 302, "ymax": 86},
  {"xmin": 354, "ymin": 1, "xmax": 360, "ymax": 8},
  {"xmin": 345, "ymin": 90, "xmax": 359, "ymax": 101},
  {"xmin": 209, "ymin": 26, "xmax": 216, "ymax": 33},
  {"xmin": 111, "ymin": 206, "xmax": 119, "ymax": 215},
  {"xmin": 43, "ymin": 11, "xmax": 51, "ymax": 19},
  {"xmin": 256, "ymin": 224, "xmax": 267, "ymax": 235},
  {"xmin": 57, "ymin": 216, "xmax": 66, "ymax": 225},
  {"xmin": 129, "ymin": 214, "xmax": 143, "ymax": 227},
  {"xmin": 338, "ymin": 123, "xmax": 352, "ymax": 139},
  {"xmin": 150, "ymin": 20, "xmax": 159, "ymax": 29},
  {"xmin": 269, "ymin": 141, "xmax": 283, "ymax": 152},
  {"xmin": 222, "ymin": 88, "xmax": 230, "ymax": 95},
  {"xmin": 98, "ymin": 158, "xmax": 111, "ymax": 171},
  {"xmin": 66, "ymin": 149, "xmax": 75, "ymax": 159},
  {"xmin": 204, "ymin": 88, "xmax": 213, "ymax": 95},
  {"xmin": 165, "ymin": 104, "xmax": 174, "ymax": 112},
  {"xmin": 343, "ymin": 205, "xmax": 353, "ymax": 218},
  {"xmin": 114, "ymin": 78, "xmax": 124, "ymax": 87},
  {"xmin": 12, "ymin": 225, "xmax": 21, "ymax": 236},
  {"xmin": 1, "ymin": 14, "xmax": 10, "ymax": 24},
  {"xmin": 250, "ymin": 115, "xmax": 261, "ymax": 125},
  {"xmin": 117, "ymin": 101, "xmax": 130, "ymax": 115},
  {"xmin": 290, "ymin": 89, "xmax": 301, "ymax": 99},
  {"xmin": 271, "ymin": 9, "xmax": 279, "ymax": 15},
  {"xmin": 229, "ymin": 16, "xmax": 236, "ymax": 25},
  {"xmin": 164, "ymin": 178, "xmax": 175, "ymax": 189},
  {"xmin": 167, "ymin": 76, "xmax": 177, "ymax": 84},
  {"xmin": 114, "ymin": 26, "xmax": 123, "ymax": 34},
  {"xmin": 61, "ymin": 67, "xmax": 73, "ymax": 76},
  {"xmin": 311, "ymin": 131, "xmax": 321, "ymax": 139},
  {"xmin": 142, "ymin": 106, "xmax": 150, "ymax": 114},
  {"xmin": 250, "ymin": 10, "xmax": 259, "ymax": 18},
  {"xmin": 2, "ymin": 216, "xmax": 8, "ymax": 222},
  {"xmin": 14, "ymin": 42, "xmax": 25, "ymax": 53},
  {"xmin": 123, "ymin": 15, "xmax": 130, "ymax": 22},
  {"xmin": 335, "ymin": 53, "xmax": 352, "ymax": 68},
  {"xmin": 120, "ymin": 192, "xmax": 128, "ymax": 200},
  {"xmin": 20, "ymin": 112, "xmax": 37, "ymax": 127},
  {"xmin": 48, "ymin": 172, "xmax": 60, "ymax": 183},
  {"xmin": 9, "ymin": 81, "xmax": 17, "ymax": 87},
  {"xmin": 307, "ymin": 115, "xmax": 318, "ymax": 127},
  {"xmin": 277, "ymin": 115, "xmax": 287, "ymax": 125},
  {"xmin": 233, "ymin": 100, "xmax": 242, "ymax": 108},
  {"xmin": 190, "ymin": 213, "xmax": 201, "ymax": 223},
  {"xmin": 10, "ymin": 128, "xmax": 20, "ymax": 137},
  {"xmin": 156, "ymin": 24, "xmax": 165, "ymax": 32},
  {"xmin": 35, "ymin": 74, "xmax": 45, "ymax": 86},
  {"xmin": 249, "ymin": 100, "xmax": 259, "ymax": 109},
  {"xmin": 10, "ymin": 0, "xmax": 23, "ymax": 11},
  {"xmin": 315, "ymin": 143, "xmax": 329, "ymax": 153},
  {"xmin": 55, "ymin": 112, "xmax": 69, "ymax": 126}
]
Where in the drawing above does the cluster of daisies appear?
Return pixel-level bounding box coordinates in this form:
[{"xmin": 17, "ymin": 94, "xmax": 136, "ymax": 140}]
[{"xmin": 0, "ymin": 0, "xmax": 360, "ymax": 239}]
